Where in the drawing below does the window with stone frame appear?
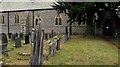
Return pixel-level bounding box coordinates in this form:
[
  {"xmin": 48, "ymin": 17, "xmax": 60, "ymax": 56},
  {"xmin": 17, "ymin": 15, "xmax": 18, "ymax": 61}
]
[
  {"xmin": 55, "ymin": 14, "xmax": 62, "ymax": 25},
  {"xmin": 35, "ymin": 15, "xmax": 42, "ymax": 25},
  {"xmin": 15, "ymin": 14, "xmax": 19, "ymax": 23}
]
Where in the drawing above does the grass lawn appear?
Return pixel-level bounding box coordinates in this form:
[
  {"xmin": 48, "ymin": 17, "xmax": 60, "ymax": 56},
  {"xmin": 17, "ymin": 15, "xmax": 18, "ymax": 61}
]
[
  {"xmin": 1, "ymin": 35, "xmax": 119, "ymax": 65},
  {"xmin": 2, "ymin": 40, "xmax": 31, "ymax": 65},
  {"xmin": 43, "ymin": 35, "xmax": 118, "ymax": 65}
]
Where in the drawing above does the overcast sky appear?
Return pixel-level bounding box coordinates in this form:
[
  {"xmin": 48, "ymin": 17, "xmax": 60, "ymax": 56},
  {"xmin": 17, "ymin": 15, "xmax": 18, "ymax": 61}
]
[{"xmin": 0, "ymin": 0, "xmax": 56, "ymax": 2}]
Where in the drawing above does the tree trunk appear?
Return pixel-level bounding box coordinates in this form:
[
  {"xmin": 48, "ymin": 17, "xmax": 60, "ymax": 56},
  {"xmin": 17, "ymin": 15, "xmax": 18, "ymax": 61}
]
[{"xmin": 69, "ymin": 22, "xmax": 72, "ymax": 35}]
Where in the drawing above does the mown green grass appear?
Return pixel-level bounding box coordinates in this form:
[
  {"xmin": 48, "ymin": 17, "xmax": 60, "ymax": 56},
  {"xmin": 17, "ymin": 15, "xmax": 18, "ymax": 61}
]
[
  {"xmin": 43, "ymin": 35, "xmax": 118, "ymax": 65},
  {"xmin": 1, "ymin": 35, "xmax": 118, "ymax": 65},
  {"xmin": 2, "ymin": 39, "xmax": 31, "ymax": 65},
  {"xmin": 2, "ymin": 39, "xmax": 49, "ymax": 65}
]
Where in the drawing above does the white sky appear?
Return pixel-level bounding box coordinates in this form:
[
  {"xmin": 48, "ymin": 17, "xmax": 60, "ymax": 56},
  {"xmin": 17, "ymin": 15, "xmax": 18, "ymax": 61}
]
[
  {"xmin": 0, "ymin": 0, "xmax": 56, "ymax": 2},
  {"xmin": 0, "ymin": 0, "xmax": 120, "ymax": 2}
]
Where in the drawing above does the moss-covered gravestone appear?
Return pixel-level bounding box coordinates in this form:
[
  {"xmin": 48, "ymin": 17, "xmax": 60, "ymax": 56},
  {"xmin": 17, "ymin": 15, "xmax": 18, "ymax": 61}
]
[
  {"xmin": 24, "ymin": 34, "xmax": 29, "ymax": 44},
  {"xmin": 11, "ymin": 34, "xmax": 16, "ymax": 41},
  {"xmin": 8, "ymin": 33, "xmax": 12, "ymax": 38},
  {"xmin": 14, "ymin": 37, "xmax": 21, "ymax": 48},
  {"xmin": 1, "ymin": 33, "xmax": 8, "ymax": 50},
  {"xmin": 15, "ymin": 33, "xmax": 18, "ymax": 37},
  {"xmin": 19, "ymin": 33, "xmax": 23, "ymax": 40}
]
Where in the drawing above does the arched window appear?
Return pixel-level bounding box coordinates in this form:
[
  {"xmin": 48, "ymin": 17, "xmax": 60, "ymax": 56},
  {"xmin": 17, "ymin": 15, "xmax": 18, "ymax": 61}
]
[
  {"xmin": 15, "ymin": 14, "xmax": 19, "ymax": 23},
  {"xmin": 55, "ymin": 14, "xmax": 62, "ymax": 25},
  {"xmin": 34, "ymin": 15, "xmax": 42, "ymax": 26}
]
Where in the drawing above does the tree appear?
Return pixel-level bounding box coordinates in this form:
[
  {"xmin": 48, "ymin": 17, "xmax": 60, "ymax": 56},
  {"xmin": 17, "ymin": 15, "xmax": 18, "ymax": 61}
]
[{"xmin": 52, "ymin": 2, "xmax": 120, "ymax": 35}]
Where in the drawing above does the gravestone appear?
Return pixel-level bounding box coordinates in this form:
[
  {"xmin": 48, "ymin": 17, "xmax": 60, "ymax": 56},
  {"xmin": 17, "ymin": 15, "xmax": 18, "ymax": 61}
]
[
  {"xmin": 14, "ymin": 37, "xmax": 21, "ymax": 48},
  {"xmin": 30, "ymin": 26, "xmax": 44, "ymax": 65},
  {"xmin": 11, "ymin": 34, "xmax": 16, "ymax": 41},
  {"xmin": 49, "ymin": 41, "xmax": 56, "ymax": 56},
  {"xmin": 49, "ymin": 34, "xmax": 52, "ymax": 38},
  {"xmin": 19, "ymin": 33, "xmax": 23, "ymax": 40},
  {"xmin": 15, "ymin": 33, "xmax": 18, "ymax": 37},
  {"xmin": 51, "ymin": 30, "xmax": 54, "ymax": 38},
  {"xmin": 8, "ymin": 33, "xmax": 12, "ymax": 38},
  {"xmin": 45, "ymin": 33, "xmax": 48, "ymax": 40},
  {"xmin": 1, "ymin": 33, "xmax": 8, "ymax": 50},
  {"xmin": 56, "ymin": 38, "xmax": 60, "ymax": 50},
  {"xmin": 54, "ymin": 36, "xmax": 60, "ymax": 50},
  {"xmin": 24, "ymin": 34, "xmax": 29, "ymax": 44}
]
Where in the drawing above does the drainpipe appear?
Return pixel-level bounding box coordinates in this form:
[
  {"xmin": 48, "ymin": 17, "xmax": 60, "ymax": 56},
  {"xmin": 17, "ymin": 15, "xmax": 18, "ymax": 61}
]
[
  {"xmin": 32, "ymin": 11, "xmax": 34, "ymax": 28},
  {"xmin": 7, "ymin": 12, "xmax": 9, "ymax": 35}
]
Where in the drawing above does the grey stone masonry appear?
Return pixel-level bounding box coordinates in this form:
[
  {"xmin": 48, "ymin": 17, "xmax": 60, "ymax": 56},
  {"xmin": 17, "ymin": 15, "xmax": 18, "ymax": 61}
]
[{"xmin": 0, "ymin": 10, "xmax": 86, "ymax": 35}]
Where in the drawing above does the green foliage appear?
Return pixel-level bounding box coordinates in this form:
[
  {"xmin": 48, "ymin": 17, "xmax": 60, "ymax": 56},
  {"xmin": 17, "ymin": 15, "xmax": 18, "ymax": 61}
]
[
  {"xmin": 52, "ymin": 2, "xmax": 95, "ymax": 23},
  {"xmin": 52, "ymin": 2, "xmax": 120, "ymax": 35}
]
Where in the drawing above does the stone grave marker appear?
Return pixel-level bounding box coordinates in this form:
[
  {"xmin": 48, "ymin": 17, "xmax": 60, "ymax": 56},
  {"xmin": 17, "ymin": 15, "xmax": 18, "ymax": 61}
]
[
  {"xmin": 1, "ymin": 33, "xmax": 8, "ymax": 50},
  {"xmin": 11, "ymin": 34, "xmax": 16, "ymax": 41},
  {"xmin": 54, "ymin": 36, "xmax": 60, "ymax": 50},
  {"xmin": 19, "ymin": 33, "xmax": 23, "ymax": 40},
  {"xmin": 14, "ymin": 37, "xmax": 21, "ymax": 48},
  {"xmin": 45, "ymin": 33, "xmax": 48, "ymax": 40},
  {"xmin": 56, "ymin": 38, "xmax": 60, "ymax": 50},
  {"xmin": 15, "ymin": 33, "xmax": 18, "ymax": 37},
  {"xmin": 24, "ymin": 34, "xmax": 29, "ymax": 44},
  {"xmin": 30, "ymin": 26, "xmax": 44, "ymax": 65},
  {"xmin": 49, "ymin": 40, "xmax": 57, "ymax": 56},
  {"xmin": 8, "ymin": 33, "xmax": 12, "ymax": 38},
  {"xmin": 51, "ymin": 30, "xmax": 54, "ymax": 38}
]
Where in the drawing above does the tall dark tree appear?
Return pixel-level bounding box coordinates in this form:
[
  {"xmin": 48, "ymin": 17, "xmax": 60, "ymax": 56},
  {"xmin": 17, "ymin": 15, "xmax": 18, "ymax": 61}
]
[{"xmin": 52, "ymin": 2, "xmax": 120, "ymax": 35}]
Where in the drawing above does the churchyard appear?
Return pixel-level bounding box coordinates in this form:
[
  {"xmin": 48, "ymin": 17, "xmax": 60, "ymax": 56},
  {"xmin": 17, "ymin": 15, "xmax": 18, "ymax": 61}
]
[
  {"xmin": 0, "ymin": 2, "xmax": 120, "ymax": 66},
  {"xmin": 0, "ymin": 32, "xmax": 119, "ymax": 65},
  {"xmin": 0, "ymin": 27, "xmax": 70, "ymax": 65}
]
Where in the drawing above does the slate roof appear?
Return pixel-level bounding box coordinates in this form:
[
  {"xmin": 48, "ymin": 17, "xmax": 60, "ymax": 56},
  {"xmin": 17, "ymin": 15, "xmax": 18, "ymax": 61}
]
[{"xmin": 0, "ymin": 1, "xmax": 54, "ymax": 12}]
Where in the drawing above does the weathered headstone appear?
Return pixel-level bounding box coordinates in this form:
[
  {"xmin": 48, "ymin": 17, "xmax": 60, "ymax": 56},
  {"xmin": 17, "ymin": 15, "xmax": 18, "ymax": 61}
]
[
  {"xmin": 45, "ymin": 33, "xmax": 48, "ymax": 40},
  {"xmin": 30, "ymin": 26, "xmax": 44, "ymax": 65},
  {"xmin": 51, "ymin": 30, "xmax": 54, "ymax": 38},
  {"xmin": 19, "ymin": 33, "xmax": 23, "ymax": 40},
  {"xmin": 11, "ymin": 34, "xmax": 16, "ymax": 41},
  {"xmin": 15, "ymin": 33, "xmax": 18, "ymax": 37},
  {"xmin": 49, "ymin": 41, "xmax": 56, "ymax": 56},
  {"xmin": 14, "ymin": 37, "xmax": 21, "ymax": 48},
  {"xmin": 1, "ymin": 33, "xmax": 8, "ymax": 50},
  {"xmin": 56, "ymin": 38, "xmax": 60, "ymax": 50},
  {"xmin": 54, "ymin": 36, "xmax": 60, "ymax": 50},
  {"xmin": 24, "ymin": 34, "xmax": 29, "ymax": 44},
  {"xmin": 8, "ymin": 33, "xmax": 12, "ymax": 38}
]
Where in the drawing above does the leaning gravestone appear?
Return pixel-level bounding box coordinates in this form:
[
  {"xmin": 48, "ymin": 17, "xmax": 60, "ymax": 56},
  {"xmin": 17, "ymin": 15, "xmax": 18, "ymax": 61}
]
[
  {"xmin": 19, "ymin": 33, "xmax": 23, "ymax": 40},
  {"xmin": 30, "ymin": 24, "xmax": 44, "ymax": 65},
  {"xmin": 1, "ymin": 33, "xmax": 8, "ymax": 50},
  {"xmin": 14, "ymin": 37, "xmax": 21, "ymax": 48}
]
